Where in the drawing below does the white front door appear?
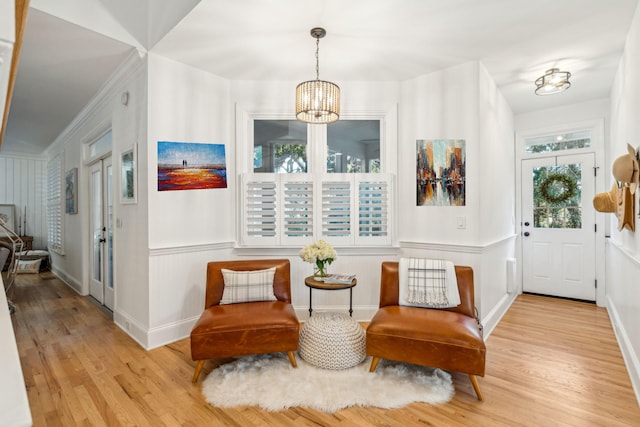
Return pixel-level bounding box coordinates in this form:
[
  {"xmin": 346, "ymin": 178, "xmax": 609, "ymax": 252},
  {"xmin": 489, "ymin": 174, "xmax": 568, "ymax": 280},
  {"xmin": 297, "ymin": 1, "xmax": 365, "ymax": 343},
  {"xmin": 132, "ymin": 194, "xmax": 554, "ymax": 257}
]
[
  {"xmin": 89, "ymin": 157, "xmax": 114, "ymax": 310},
  {"xmin": 521, "ymin": 153, "xmax": 596, "ymax": 301}
]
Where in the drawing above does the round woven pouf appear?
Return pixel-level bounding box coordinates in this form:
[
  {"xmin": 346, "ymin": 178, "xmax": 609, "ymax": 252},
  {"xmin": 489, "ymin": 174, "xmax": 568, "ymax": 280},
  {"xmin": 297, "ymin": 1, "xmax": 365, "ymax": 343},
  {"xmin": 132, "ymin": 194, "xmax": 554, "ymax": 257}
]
[{"xmin": 299, "ymin": 312, "xmax": 366, "ymax": 370}]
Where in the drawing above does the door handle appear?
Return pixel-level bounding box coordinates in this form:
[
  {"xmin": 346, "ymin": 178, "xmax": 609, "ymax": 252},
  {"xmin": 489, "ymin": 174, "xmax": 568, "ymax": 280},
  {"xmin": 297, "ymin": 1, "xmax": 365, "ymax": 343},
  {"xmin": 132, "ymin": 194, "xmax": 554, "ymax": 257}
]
[
  {"xmin": 523, "ymin": 232, "xmax": 530, "ymax": 237},
  {"xmin": 524, "ymin": 221, "xmax": 530, "ymax": 227},
  {"xmin": 99, "ymin": 238, "xmax": 106, "ymax": 243}
]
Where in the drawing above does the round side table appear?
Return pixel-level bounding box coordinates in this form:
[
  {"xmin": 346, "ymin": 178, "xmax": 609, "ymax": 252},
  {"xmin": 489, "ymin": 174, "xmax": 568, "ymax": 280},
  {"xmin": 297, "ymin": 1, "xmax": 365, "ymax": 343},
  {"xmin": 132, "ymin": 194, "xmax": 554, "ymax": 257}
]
[{"xmin": 304, "ymin": 276, "xmax": 357, "ymax": 317}]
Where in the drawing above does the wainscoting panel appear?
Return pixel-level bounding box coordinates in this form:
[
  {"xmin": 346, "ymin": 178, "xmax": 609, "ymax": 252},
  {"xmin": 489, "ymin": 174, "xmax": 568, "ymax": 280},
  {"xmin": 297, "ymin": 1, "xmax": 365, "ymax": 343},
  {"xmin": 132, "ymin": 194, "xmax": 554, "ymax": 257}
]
[{"xmin": 606, "ymin": 240, "xmax": 640, "ymax": 405}]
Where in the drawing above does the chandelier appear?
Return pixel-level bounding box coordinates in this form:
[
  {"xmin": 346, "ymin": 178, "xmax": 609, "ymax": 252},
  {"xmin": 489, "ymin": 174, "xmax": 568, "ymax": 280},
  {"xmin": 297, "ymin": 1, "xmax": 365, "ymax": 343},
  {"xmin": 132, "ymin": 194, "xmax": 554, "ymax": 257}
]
[
  {"xmin": 295, "ymin": 27, "xmax": 340, "ymax": 124},
  {"xmin": 535, "ymin": 68, "xmax": 571, "ymax": 95}
]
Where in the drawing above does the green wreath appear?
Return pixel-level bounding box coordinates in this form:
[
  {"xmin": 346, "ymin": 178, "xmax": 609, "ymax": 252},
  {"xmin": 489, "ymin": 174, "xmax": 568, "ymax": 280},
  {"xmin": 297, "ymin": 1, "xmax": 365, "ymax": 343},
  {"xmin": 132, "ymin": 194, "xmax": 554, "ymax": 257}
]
[{"xmin": 539, "ymin": 173, "xmax": 577, "ymax": 204}]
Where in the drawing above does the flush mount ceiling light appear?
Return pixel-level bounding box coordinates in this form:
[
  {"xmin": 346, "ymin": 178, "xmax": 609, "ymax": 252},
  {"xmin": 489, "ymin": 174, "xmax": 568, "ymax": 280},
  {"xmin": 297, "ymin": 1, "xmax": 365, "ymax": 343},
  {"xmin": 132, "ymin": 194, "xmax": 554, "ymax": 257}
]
[
  {"xmin": 296, "ymin": 27, "xmax": 340, "ymax": 124},
  {"xmin": 535, "ymin": 68, "xmax": 571, "ymax": 95}
]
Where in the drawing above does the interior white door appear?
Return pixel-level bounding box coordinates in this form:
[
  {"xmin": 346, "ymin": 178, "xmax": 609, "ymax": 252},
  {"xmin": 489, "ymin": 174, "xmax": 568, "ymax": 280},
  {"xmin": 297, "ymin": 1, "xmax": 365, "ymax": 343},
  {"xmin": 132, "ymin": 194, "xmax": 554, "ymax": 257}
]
[
  {"xmin": 521, "ymin": 153, "xmax": 596, "ymax": 301},
  {"xmin": 89, "ymin": 157, "xmax": 114, "ymax": 310}
]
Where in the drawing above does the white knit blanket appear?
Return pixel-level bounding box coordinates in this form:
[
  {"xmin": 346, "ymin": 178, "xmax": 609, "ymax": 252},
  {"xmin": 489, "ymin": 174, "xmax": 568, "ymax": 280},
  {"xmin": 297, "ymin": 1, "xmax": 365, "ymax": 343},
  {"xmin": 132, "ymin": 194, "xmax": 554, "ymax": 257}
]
[{"xmin": 398, "ymin": 258, "xmax": 460, "ymax": 308}]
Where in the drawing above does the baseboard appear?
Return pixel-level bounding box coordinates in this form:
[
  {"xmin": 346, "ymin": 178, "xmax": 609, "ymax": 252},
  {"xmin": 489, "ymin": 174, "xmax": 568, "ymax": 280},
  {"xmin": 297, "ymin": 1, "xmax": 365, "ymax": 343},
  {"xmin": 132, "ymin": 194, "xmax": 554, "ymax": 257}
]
[
  {"xmin": 114, "ymin": 310, "xmax": 151, "ymax": 350},
  {"xmin": 606, "ymin": 295, "xmax": 640, "ymax": 407},
  {"xmin": 480, "ymin": 292, "xmax": 517, "ymax": 339},
  {"xmin": 146, "ymin": 316, "xmax": 200, "ymax": 350},
  {"xmin": 49, "ymin": 267, "xmax": 83, "ymax": 294}
]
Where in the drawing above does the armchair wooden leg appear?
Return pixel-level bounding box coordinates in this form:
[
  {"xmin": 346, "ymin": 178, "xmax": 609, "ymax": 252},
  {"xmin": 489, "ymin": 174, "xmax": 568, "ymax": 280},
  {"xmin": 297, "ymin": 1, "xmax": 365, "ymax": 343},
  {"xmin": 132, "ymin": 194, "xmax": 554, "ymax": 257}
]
[
  {"xmin": 469, "ymin": 374, "xmax": 483, "ymax": 401},
  {"xmin": 192, "ymin": 360, "xmax": 205, "ymax": 383},
  {"xmin": 287, "ymin": 351, "xmax": 297, "ymax": 368},
  {"xmin": 369, "ymin": 357, "xmax": 380, "ymax": 372}
]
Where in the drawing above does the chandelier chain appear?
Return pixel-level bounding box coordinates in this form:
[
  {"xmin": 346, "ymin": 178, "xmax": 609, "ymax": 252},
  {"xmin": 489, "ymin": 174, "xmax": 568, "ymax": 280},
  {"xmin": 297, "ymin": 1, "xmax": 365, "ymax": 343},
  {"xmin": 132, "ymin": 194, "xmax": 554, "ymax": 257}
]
[{"xmin": 315, "ymin": 37, "xmax": 320, "ymax": 80}]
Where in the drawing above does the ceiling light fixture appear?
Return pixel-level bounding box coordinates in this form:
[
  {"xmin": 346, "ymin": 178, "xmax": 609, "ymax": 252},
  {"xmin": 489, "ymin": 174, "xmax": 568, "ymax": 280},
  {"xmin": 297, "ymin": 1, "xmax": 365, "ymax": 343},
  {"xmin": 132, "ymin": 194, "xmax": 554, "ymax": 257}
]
[
  {"xmin": 296, "ymin": 27, "xmax": 340, "ymax": 124},
  {"xmin": 535, "ymin": 68, "xmax": 571, "ymax": 95}
]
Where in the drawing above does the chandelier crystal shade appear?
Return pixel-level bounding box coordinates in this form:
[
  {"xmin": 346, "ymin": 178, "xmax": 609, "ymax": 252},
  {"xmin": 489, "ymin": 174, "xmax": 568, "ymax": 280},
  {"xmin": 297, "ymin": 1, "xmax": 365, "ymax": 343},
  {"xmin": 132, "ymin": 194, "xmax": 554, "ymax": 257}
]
[
  {"xmin": 534, "ymin": 68, "xmax": 571, "ymax": 95},
  {"xmin": 296, "ymin": 28, "xmax": 340, "ymax": 124}
]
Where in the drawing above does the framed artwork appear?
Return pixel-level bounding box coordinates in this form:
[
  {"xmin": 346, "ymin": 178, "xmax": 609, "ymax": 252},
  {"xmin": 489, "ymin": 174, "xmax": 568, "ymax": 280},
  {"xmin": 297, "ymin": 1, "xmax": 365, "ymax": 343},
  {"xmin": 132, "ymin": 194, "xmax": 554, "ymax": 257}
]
[
  {"xmin": 0, "ymin": 204, "xmax": 16, "ymax": 233},
  {"xmin": 65, "ymin": 168, "xmax": 78, "ymax": 214},
  {"xmin": 416, "ymin": 139, "xmax": 466, "ymax": 206},
  {"xmin": 121, "ymin": 145, "xmax": 137, "ymax": 204},
  {"xmin": 157, "ymin": 141, "xmax": 227, "ymax": 191}
]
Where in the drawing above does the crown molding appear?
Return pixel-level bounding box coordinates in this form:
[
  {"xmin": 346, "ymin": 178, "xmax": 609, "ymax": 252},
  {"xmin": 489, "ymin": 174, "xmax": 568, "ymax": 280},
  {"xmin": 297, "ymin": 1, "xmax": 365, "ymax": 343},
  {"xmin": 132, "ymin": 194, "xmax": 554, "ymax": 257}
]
[{"xmin": 44, "ymin": 49, "xmax": 146, "ymax": 156}]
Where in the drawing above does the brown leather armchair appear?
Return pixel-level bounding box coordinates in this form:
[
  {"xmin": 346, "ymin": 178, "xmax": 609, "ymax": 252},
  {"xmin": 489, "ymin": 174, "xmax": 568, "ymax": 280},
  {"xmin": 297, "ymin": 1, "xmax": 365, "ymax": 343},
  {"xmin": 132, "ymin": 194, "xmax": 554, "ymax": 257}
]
[
  {"xmin": 366, "ymin": 262, "xmax": 486, "ymax": 400},
  {"xmin": 190, "ymin": 259, "xmax": 300, "ymax": 383}
]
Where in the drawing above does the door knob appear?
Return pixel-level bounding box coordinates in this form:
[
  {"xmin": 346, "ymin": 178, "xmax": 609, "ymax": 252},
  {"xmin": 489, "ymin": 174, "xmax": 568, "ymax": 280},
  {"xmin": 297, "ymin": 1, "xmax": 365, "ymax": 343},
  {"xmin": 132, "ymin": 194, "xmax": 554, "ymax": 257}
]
[
  {"xmin": 524, "ymin": 221, "xmax": 530, "ymax": 226},
  {"xmin": 524, "ymin": 232, "xmax": 530, "ymax": 237},
  {"xmin": 99, "ymin": 238, "xmax": 106, "ymax": 243}
]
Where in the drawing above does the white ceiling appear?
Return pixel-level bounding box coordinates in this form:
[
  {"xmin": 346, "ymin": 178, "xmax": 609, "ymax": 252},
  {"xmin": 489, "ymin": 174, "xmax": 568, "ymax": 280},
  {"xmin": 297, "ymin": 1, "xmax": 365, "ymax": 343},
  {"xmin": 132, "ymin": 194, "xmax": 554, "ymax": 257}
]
[{"xmin": 3, "ymin": 0, "xmax": 639, "ymax": 155}]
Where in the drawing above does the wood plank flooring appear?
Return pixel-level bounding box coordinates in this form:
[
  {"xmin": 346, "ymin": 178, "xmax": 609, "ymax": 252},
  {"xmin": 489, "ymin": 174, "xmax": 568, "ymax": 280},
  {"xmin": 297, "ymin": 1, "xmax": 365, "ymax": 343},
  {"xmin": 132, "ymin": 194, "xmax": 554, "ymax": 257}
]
[{"xmin": 9, "ymin": 272, "xmax": 640, "ymax": 426}]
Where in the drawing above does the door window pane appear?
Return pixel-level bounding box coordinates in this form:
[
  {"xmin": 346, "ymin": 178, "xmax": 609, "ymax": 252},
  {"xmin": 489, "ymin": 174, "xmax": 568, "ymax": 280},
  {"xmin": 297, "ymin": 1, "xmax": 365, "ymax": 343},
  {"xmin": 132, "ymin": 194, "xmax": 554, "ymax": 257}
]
[
  {"xmin": 532, "ymin": 164, "xmax": 582, "ymax": 229},
  {"xmin": 254, "ymin": 120, "xmax": 307, "ymax": 173},
  {"xmin": 327, "ymin": 120, "xmax": 380, "ymax": 173},
  {"xmin": 525, "ymin": 130, "xmax": 591, "ymax": 154}
]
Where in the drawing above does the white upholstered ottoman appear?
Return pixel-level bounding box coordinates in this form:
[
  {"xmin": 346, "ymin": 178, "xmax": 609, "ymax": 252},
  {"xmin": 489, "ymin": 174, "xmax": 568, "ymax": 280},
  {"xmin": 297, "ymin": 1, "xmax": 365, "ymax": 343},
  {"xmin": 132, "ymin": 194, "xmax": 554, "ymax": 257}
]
[{"xmin": 298, "ymin": 312, "xmax": 366, "ymax": 370}]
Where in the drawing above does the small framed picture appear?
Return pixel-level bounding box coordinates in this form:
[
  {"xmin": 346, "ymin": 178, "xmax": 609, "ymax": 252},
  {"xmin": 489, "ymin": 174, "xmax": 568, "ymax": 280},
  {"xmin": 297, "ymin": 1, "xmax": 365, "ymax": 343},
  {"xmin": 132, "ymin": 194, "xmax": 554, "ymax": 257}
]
[
  {"xmin": 0, "ymin": 204, "xmax": 16, "ymax": 232},
  {"xmin": 121, "ymin": 145, "xmax": 137, "ymax": 204},
  {"xmin": 65, "ymin": 168, "xmax": 78, "ymax": 214}
]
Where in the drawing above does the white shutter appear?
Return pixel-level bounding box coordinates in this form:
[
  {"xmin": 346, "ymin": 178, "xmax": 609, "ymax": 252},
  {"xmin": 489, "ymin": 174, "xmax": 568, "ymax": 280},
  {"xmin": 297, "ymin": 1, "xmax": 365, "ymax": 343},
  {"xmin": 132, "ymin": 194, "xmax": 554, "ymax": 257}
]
[
  {"xmin": 242, "ymin": 174, "xmax": 278, "ymax": 246},
  {"xmin": 321, "ymin": 177, "xmax": 354, "ymax": 246},
  {"xmin": 281, "ymin": 175, "xmax": 314, "ymax": 244},
  {"xmin": 356, "ymin": 177, "xmax": 391, "ymax": 245},
  {"xmin": 47, "ymin": 154, "xmax": 64, "ymax": 254},
  {"xmin": 240, "ymin": 173, "xmax": 393, "ymax": 247}
]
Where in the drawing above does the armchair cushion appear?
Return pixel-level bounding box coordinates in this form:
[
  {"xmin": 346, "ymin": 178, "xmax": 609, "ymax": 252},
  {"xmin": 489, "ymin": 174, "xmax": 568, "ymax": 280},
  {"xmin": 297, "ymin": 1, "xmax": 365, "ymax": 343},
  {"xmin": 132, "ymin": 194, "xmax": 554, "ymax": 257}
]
[
  {"xmin": 220, "ymin": 267, "xmax": 277, "ymax": 304},
  {"xmin": 191, "ymin": 300, "xmax": 299, "ymax": 360}
]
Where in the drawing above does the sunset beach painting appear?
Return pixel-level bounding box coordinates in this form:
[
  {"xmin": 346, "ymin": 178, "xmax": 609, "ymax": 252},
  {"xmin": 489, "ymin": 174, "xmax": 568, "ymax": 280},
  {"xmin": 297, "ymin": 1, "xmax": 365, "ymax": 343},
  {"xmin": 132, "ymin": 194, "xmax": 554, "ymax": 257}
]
[{"xmin": 157, "ymin": 141, "xmax": 227, "ymax": 191}]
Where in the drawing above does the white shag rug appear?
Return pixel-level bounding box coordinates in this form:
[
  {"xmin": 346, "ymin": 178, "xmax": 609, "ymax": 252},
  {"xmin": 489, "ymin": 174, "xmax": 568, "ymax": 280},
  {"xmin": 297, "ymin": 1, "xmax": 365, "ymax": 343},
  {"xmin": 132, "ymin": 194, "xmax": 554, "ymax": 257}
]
[{"xmin": 201, "ymin": 353, "xmax": 454, "ymax": 413}]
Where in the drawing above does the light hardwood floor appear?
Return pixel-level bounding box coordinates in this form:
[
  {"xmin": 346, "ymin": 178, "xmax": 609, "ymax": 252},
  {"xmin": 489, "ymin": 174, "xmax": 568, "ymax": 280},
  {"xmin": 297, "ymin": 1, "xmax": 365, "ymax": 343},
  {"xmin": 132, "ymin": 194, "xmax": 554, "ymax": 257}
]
[{"xmin": 9, "ymin": 272, "xmax": 640, "ymax": 426}]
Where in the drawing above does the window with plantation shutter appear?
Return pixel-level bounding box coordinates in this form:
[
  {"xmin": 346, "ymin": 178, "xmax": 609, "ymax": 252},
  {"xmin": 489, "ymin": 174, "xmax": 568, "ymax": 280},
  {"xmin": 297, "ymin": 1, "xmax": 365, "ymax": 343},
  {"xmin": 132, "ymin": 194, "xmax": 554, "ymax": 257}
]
[
  {"xmin": 321, "ymin": 179, "xmax": 352, "ymax": 245},
  {"xmin": 357, "ymin": 179, "xmax": 391, "ymax": 244},
  {"xmin": 239, "ymin": 108, "xmax": 396, "ymax": 247},
  {"xmin": 282, "ymin": 178, "xmax": 313, "ymax": 241},
  {"xmin": 241, "ymin": 173, "xmax": 392, "ymax": 246},
  {"xmin": 242, "ymin": 175, "xmax": 277, "ymax": 245},
  {"xmin": 47, "ymin": 154, "xmax": 64, "ymax": 254}
]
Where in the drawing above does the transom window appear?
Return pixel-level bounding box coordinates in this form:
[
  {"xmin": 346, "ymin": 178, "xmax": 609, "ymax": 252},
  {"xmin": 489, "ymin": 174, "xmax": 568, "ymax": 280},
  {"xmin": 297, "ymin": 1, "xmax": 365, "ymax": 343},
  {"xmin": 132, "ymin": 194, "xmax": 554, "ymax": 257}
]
[{"xmin": 524, "ymin": 130, "xmax": 591, "ymax": 154}]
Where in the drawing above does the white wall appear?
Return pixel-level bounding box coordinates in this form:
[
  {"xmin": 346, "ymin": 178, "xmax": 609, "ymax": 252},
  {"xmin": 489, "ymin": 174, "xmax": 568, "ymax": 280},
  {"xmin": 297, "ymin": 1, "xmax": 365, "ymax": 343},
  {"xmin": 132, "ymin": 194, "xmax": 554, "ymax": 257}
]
[
  {"xmin": 146, "ymin": 53, "xmax": 233, "ymax": 347},
  {"xmin": 607, "ymin": 2, "xmax": 640, "ymax": 403},
  {"xmin": 0, "ymin": 155, "xmax": 47, "ymax": 247},
  {"xmin": 398, "ymin": 61, "xmax": 516, "ymax": 334},
  {"xmin": 39, "ymin": 54, "xmax": 516, "ymax": 349},
  {"xmin": 399, "ymin": 62, "xmax": 481, "ymax": 245}
]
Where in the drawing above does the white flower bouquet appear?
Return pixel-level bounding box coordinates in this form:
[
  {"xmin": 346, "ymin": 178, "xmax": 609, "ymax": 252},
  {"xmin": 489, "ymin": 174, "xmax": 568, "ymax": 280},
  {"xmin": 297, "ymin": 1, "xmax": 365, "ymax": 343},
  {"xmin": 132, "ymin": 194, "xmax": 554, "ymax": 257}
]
[{"xmin": 299, "ymin": 240, "xmax": 337, "ymax": 278}]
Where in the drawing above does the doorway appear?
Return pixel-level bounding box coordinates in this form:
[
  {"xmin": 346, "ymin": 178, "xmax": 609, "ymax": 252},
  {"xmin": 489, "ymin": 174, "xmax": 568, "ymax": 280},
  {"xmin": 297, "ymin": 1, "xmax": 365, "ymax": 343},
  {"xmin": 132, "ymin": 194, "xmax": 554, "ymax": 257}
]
[
  {"xmin": 521, "ymin": 153, "xmax": 596, "ymax": 301},
  {"xmin": 88, "ymin": 157, "xmax": 114, "ymax": 310}
]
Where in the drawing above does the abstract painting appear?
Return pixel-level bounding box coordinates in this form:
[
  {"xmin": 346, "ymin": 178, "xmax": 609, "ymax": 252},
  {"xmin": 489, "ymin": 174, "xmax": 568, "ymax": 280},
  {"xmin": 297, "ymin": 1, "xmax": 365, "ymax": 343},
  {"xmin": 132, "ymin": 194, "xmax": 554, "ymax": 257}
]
[
  {"xmin": 416, "ymin": 139, "xmax": 466, "ymax": 206},
  {"xmin": 157, "ymin": 141, "xmax": 227, "ymax": 191},
  {"xmin": 66, "ymin": 168, "xmax": 78, "ymax": 214}
]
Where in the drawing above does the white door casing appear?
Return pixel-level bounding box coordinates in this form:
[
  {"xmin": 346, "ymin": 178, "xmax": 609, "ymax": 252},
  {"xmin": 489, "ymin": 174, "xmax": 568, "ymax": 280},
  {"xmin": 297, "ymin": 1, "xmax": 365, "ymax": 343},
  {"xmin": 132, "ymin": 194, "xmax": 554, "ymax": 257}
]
[{"xmin": 521, "ymin": 153, "xmax": 596, "ymax": 301}]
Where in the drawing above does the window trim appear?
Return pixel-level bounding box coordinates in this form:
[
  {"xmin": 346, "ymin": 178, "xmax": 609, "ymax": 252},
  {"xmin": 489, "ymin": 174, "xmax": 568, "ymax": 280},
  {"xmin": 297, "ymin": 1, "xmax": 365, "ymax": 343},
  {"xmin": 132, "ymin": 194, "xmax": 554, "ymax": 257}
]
[{"xmin": 236, "ymin": 104, "xmax": 398, "ymax": 248}]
